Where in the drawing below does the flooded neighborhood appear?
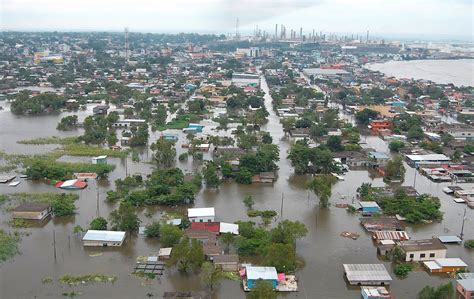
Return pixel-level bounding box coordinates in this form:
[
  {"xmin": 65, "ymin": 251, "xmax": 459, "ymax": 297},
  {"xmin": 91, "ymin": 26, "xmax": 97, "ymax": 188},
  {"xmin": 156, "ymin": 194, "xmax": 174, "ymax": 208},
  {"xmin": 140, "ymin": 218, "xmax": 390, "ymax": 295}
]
[{"xmin": 0, "ymin": 15, "xmax": 474, "ymax": 299}]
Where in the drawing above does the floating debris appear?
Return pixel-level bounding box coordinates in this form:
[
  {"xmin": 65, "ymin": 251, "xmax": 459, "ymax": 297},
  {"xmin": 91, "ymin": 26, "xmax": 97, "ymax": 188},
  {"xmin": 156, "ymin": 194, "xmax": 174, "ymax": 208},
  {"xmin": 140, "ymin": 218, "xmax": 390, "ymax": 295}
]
[
  {"xmin": 58, "ymin": 273, "xmax": 117, "ymax": 286},
  {"xmin": 340, "ymin": 231, "xmax": 360, "ymax": 240},
  {"xmin": 335, "ymin": 203, "xmax": 349, "ymax": 208},
  {"xmin": 88, "ymin": 253, "xmax": 103, "ymax": 257}
]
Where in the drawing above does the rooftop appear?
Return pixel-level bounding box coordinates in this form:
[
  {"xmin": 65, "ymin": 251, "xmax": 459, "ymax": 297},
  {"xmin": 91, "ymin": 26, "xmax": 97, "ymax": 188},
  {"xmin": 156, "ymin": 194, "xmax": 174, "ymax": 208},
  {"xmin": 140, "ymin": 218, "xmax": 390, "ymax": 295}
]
[
  {"xmin": 343, "ymin": 264, "xmax": 392, "ymax": 283},
  {"xmin": 13, "ymin": 202, "xmax": 51, "ymax": 212},
  {"xmin": 188, "ymin": 207, "xmax": 215, "ymax": 218},
  {"xmin": 246, "ymin": 266, "xmax": 278, "ymax": 280},
  {"xmin": 82, "ymin": 230, "xmax": 126, "ymax": 242},
  {"xmin": 399, "ymin": 238, "xmax": 447, "ymax": 252}
]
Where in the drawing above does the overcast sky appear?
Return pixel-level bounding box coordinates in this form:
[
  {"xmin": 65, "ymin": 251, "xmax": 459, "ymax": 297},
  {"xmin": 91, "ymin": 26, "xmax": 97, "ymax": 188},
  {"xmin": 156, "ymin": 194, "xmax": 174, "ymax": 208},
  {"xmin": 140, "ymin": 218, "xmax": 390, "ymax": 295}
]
[{"xmin": 1, "ymin": 0, "xmax": 473, "ymax": 40}]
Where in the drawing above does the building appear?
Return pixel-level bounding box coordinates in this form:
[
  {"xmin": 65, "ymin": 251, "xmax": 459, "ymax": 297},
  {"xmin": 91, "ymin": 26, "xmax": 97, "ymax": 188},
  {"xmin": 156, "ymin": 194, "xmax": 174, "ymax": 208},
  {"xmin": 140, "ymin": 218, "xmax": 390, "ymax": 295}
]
[
  {"xmin": 399, "ymin": 238, "xmax": 447, "ymax": 262},
  {"xmin": 423, "ymin": 258, "xmax": 468, "ymax": 273},
  {"xmin": 82, "ymin": 230, "xmax": 126, "ymax": 247},
  {"xmin": 219, "ymin": 222, "xmax": 239, "ymax": 235},
  {"xmin": 93, "ymin": 105, "xmax": 109, "ymax": 115},
  {"xmin": 447, "ymin": 127, "xmax": 474, "ymax": 141},
  {"xmin": 113, "ymin": 119, "xmax": 146, "ymax": 128},
  {"xmin": 359, "ymin": 201, "xmax": 381, "ymax": 215},
  {"xmin": 361, "ymin": 286, "xmax": 392, "ymax": 299},
  {"xmin": 91, "ymin": 155, "xmax": 107, "ymax": 165},
  {"xmin": 161, "ymin": 133, "xmax": 178, "ymax": 142},
  {"xmin": 372, "ymin": 231, "xmax": 409, "ymax": 242},
  {"xmin": 369, "ymin": 120, "xmax": 391, "ymax": 131},
  {"xmin": 212, "ymin": 254, "xmax": 239, "ymax": 272},
  {"xmin": 12, "ymin": 202, "xmax": 52, "ymax": 220},
  {"xmin": 368, "ymin": 152, "xmax": 390, "ymax": 167},
  {"xmin": 158, "ymin": 247, "xmax": 172, "ymax": 260},
  {"xmin": 343, "ymin": 264, "xmax": 392, "ymax": 286},
  {"xmin": 188, "ymin": 207, "xmax": 215, "ymax": 223},
  {"xmin": 190, "ymin": 222, "xmax": 220, "ymax": 233},
  {"xmin": 245, "ymin": 266, "xmax": 278, "ymax": 289},
  {"xmin": 456, "ymin": 273, "xmax": 474, "ymax": 299},
  {"xmin": 232, "ymin": 73, "xmax": 260, "ymax": 88},
  {"xmin": 405, "ymin": 153, "xmax": 451, "ymax": 167}
]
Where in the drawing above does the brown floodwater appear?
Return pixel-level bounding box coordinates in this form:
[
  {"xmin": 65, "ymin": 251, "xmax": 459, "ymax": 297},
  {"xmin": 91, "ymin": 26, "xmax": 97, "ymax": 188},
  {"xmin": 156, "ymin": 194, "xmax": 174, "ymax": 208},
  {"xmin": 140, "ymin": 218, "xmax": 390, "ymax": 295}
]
[{"xmin": 0, "ymin": 79, "xmax": 473, "ymax": 299}]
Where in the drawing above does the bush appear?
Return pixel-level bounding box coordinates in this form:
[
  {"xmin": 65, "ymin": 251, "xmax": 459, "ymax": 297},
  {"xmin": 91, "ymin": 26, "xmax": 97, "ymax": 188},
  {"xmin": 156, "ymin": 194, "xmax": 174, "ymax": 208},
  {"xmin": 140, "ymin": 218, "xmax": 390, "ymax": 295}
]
[
  {"xmin": 144, "ymin": 222, "xmax": 161, "ymax": 238},
  {"xmin": 178, "ymin": 152, "xmax": 188, "ymax": 161},
  {"xmin": 394, "ymin": 263, "xmax": 414, "ymax": 279},
  {"xmin": 464, "ymin": 239, "xmax": 474, "ymax": 249},
  {"xmin": 235, "ymin": 168, "xmax": 253, "ymax": 184},
  {"xmin": 90, "ymin": 217, "xmax": 108, "ymax": 230},
  {"xmin": 389, "ymin": 140, "xmax": 405, "ymax": 152},
  {"xmin": 52, "ymin": 194, "xmax": 76, "ymax": 216}
]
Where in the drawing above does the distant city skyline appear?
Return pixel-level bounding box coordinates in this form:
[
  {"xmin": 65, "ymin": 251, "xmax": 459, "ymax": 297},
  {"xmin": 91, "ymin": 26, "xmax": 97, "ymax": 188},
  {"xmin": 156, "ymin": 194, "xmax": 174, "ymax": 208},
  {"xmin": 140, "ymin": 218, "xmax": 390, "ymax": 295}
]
[{"xmin": 1, "ymin": 0, "xmax": 473, "ymax": 41}]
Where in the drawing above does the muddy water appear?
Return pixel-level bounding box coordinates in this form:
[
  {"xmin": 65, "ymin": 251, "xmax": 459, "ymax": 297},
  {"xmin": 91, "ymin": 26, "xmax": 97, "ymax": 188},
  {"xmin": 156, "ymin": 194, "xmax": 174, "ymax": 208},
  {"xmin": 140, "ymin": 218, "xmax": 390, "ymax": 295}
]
[{"xmin": 0, "ymin": 79, "xmax": 473, "ymax": 299}]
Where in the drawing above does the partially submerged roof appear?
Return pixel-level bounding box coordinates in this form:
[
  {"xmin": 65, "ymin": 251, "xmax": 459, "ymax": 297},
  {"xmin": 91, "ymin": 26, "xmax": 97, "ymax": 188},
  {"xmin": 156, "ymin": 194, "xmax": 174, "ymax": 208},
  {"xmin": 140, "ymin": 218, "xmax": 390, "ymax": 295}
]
[
  {"xmin": 437, "ymin": 235, "xmax": 462, "ymax": 243},
  {"xmin": 158, "ymin": 247, "xmax": 173, "ymax": 256},
  {"xmin": 457, "ymin": 279, "xmax": 474, "ymax": 292},
  {"xmin": 359, "ymin": 201, "xmax": 380, "ymax": 208},
  {"xmin": 343, "ymin": 264, "xmax": 392, "ymax": 283},
  {"xmin": 83, "ymin": 230, "xmax": 126, "ymax": 242},
  {"xmin": 246, "ymin": 266, "xmax": 278, "ymax": 280},
  {"xmin": 188, "ymin": 207, "xmax": 215, "ymax": 218},
  {"xmin": 13, "ymin": 202, "xmax": 51, "ymax": 212},
  {"xmin": 213, "ymin": 254, "xmax": 239, "ymax": 264},
  {"xmin": 219, "ymin": 222, "xmax": 239, "ymax": 235}
]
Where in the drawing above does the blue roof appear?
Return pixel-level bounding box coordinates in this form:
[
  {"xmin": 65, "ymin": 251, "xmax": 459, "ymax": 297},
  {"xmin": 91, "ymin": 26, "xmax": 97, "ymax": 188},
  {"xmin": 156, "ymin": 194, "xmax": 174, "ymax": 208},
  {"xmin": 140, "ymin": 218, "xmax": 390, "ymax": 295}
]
[{"xmin": 369, "ymin": 152, "xmax": 390, "ymax": 159}]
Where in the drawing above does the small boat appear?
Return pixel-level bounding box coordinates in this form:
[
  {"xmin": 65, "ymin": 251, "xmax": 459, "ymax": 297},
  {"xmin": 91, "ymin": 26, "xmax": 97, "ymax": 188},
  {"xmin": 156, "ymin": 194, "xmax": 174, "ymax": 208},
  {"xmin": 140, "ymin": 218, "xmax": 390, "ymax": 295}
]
[
  {"xmin": 331, "ymin": 173, "xmax": 345, "ymax": 181},
  {"xmin": 443, "ymin": 187, "xmax": 454, "ymax": 194},
  {"xmin": 55, "ymin": 179, "xmax": 87, "ymax": 190},
  {"xmin": 453, "ymin": 198, "xmax": 466, "ymax": 203},
  {"xmin": 8, "ymin": 181, "xmax": 21, "ymax": 187},
  {"xmin": 19, "ymin": 174, "xmax": 28, "ymax": 179}
]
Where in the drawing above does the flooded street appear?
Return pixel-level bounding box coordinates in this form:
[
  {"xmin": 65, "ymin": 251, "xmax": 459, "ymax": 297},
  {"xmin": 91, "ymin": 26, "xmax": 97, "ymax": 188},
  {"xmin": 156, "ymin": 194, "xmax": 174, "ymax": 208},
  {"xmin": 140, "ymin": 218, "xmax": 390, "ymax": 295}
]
[{"xmin": 0, "ymin": 78, "xmax": 473, "ymax": 299}]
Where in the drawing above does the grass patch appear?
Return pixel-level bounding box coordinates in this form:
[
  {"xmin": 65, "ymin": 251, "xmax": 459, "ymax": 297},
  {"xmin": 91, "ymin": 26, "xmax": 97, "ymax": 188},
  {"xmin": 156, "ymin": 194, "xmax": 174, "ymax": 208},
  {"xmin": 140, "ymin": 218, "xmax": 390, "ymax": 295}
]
[
  {"xmin": 8, "ymin": 218, "xmax": 29, "ymax": 228},
  {"xmin": 464, "ymin": 239, "xmax": 474, "ymax": 249},
  {"xmin": 5, "ymin": 192, "xmax": 79, "ymax": 204},
  {"xmin": 59, "ymin": 273, "xmax": 118, "ymax": 286},
  {"xmin": 17, "ymin": 136, "xmax": 79, "ymax": 145},
  {"xmin": 158, "ymin": 119, "xmax": 189, "ymax": 131},
  {"xmin": 62, "ymin": 144, "xmax": 128, "ymax": 158},
  {"xmin": 0, "ymin": 230, "xmax": 21, "ymax": 262}
]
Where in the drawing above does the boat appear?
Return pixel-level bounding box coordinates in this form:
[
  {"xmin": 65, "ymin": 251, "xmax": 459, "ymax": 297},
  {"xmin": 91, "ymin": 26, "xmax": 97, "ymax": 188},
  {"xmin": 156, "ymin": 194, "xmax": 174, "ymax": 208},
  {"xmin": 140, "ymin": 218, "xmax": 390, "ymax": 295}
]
[
  {"xmin": 8, "ymin": 181, "xmax": 21, "ymax": 187},
  {"xmin": 443, "ymin": 187, "xmax": 454, "ymax": 194}
]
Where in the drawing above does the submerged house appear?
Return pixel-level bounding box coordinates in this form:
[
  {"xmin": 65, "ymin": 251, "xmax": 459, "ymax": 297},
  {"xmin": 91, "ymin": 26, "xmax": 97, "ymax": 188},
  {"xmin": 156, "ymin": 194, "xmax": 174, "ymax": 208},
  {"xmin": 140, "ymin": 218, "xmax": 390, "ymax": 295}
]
[
  {"xmin": 423, "ymin": 258, "xmax": 468, "ymax": 273},
  {"xmin": 343, "ymin": 264, "xmax": 392, "ymax": 286},
  {"xmin": 12, "ymin": 202, "xmax": 52, "ymax": 220},
  {"xmin": 212, "ymin": 254, "xmax": 239, "ymax": 272},
  {"xmin": 188, "ymin": 207, "xmax": 215, "ymax": 223},
  {"xmin": 245, "ymin": 266, "xmax": 278, "ymax": 289},
  {"xmin": 399, "ymin": 238, "xmax": 447, "ymax": 262},
  {"xmin": 82, "ymin": 230, "xmax": 126, "ymax": 247}
]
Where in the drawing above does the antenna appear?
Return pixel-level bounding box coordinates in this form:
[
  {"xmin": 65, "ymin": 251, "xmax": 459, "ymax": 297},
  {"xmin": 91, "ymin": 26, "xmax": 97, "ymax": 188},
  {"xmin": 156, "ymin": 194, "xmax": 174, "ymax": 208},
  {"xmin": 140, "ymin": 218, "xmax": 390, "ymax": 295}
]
[
  {"xmin": 125, "ymin": 27, "xmax": 129, "ymax": 62},
  {"xmin": 235, "ymin": 17, "xmax": 240, "ymax": 40}
]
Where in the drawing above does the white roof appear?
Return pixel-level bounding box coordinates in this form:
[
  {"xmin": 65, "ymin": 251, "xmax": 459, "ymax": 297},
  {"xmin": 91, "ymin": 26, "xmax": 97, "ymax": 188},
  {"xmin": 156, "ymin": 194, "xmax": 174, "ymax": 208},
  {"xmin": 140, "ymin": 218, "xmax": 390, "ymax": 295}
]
[
  {"xmin": 406, "ymin": 154, "xmax": 450, "ymax": 162},
  {"xmin": 219, "ymin": 222, "xmax": 239, "ymax": 235},
  {"xmin": 246, "ymin": 266, "xmax": 278, "ymax": 280},
  {"xmin": 359, "ymin": 201, "xmax": 380, "ymax": 208},
  {"xmin": 83, "ymin": 230, "xmax": 126, "ymax": 242},
  {"xmin": 61, "ymin": 179, "xmax": 79, "ymax": 187},
  {"xmin": 93, "ymin": 155, "xmax": 107, "ymax": 159},
  {"xmin": 434, "ymin": 258, "xmax": 467, "ymax": 267},
  {"xmin": 424, "ymin": 261, "xmax": 441, "ymax": 270},
  {"xmin": 343, "ymin": 264, "xmax": 392, "ymax": 282},
  {"xmin": 188, "ymin": 207, "xmax": 215, "ymax": 218},
  {"xmin": 158, "ymin": 247, "xmax": 172, "ymax": 256}
]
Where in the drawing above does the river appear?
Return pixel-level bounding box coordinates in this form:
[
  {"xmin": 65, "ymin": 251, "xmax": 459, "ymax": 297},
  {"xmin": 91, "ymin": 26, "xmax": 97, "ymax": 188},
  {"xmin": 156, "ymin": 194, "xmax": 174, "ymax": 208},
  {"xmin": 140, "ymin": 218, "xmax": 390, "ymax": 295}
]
[
  {"xmin": 366, "ymin": 59, "xmax": 474, "ymax": 87},
  {"xmin": 0, "ymin": 78, "xmax": 473, "ymax": 298}
]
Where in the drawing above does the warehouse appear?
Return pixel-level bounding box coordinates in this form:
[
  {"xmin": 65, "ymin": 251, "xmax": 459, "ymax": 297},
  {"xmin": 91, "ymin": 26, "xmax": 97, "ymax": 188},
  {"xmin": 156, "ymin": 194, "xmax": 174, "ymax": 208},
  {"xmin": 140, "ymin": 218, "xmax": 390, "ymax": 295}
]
[
  {"xmin": 82, "ymin": 230, "xmax": 126, "ymax": 247},
  {"xmin": 343, "ymin": 264, "xmax": 392, "ymax": 285}
]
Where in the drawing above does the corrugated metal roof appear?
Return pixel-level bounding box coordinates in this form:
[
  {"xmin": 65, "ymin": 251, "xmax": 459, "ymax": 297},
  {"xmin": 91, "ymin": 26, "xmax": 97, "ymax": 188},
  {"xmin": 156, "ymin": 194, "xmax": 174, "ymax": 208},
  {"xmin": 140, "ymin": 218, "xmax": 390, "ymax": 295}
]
[
  {"xmin": 246, "ymin": 266, "xmax": 278, "ymax": 280},
  {"xmin": 437, "ymin": 235, "xmax": 462, "ymax": 243},
  {"xmin": 83, "ymin": 230, "xmax": 126, "ymax": 242},
  {"xmin": 343, "ymin": 264, "xmax": 392, "ymax": 283},
  {"xmin": 188, "ymin": 207, "xmax": 215, "ymax": 218},
  {"xmin": 373, "ymin": 231, "xmax": 409, "ymax": 241},
  {"xmin": 219, "ymin": 222, "xmax": 239, "ymax": 235}
]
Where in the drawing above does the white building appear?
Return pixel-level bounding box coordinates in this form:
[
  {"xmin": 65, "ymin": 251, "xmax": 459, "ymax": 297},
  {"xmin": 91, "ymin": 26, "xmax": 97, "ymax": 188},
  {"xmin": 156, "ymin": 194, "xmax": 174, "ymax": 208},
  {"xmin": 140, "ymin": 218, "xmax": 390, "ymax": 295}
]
[
  {"xmin": 231, "ymin": 73, "xmax": 260, "ymax": 88},
  {"xmin": 187, "ymin": 207, "xmax": 215, "ymax": 223},
  {"xmin": 82, "ymin": 230, "xmax": 126, "ymax": 247},
  {"xmin": 399, "ymin": 238, "xmax": 447, "ymax": 262}
]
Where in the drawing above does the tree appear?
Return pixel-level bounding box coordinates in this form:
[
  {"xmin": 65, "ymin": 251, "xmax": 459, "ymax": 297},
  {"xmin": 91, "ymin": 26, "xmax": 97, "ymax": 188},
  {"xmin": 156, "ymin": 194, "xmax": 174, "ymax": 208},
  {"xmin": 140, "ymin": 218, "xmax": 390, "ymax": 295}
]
[
  {"xmin": 307, "ymin": 175, "xmax": 337, "ymax": 208},
  {"xmin": 235, "ymin": 168, "xmax": 253, "ymax": 184},
  {"xmin": 52, "ymin": 194, "xmax": 76, "ymax": 216},
  {"xmin": 203, "ymin": 161, "xmax": 220, "ymax": 188},
  {"xmin": 201, "ymin": 262, "xmax": 224, "ymax": 290},
  {"xmin": 160, "ymin": 224, "xmax": 183, "ymax": 247},
  {"xmin": 90, "ymin": 217, "xmax": 108, "ymax": 230},
  {"xmin": 243, "ymin": 195, "xmax": 254, "ymax": 209},
  {"xmin": 280, "ymin": 117, "xmax": 295, "ymax": 135},
  {"xmin": 151, "ymin": 139, "xmax": 176, "ymax": 167},
  {"xmin": 144, "ymin": 222, "xmax": 161, "ymax": 238},
  {"xmin": 168, "ymin": 237, "xmax": 204, "ymax": 273},
  {"xmin": 220, "ymin": 232, "xmax": 235, "ymax": 253},
  {"xmin": 357, "ymin": 183, "xmax": 373, "ymax": 199},
  {"xmin": 355, "ymin": 108, "xmax": 378, "ymax": 124},
  {"xmin": 384, "ymin": 155, "xmax": 406, "ymax": 182},
  {"xmin": 109, "ymin": 201, "xmax": 140, "ymax": 231},
  {"xmin": 263, "ymin": 243, "xmax": 297, "ymax": 272},
  {"xmin": 261, "ymin": 132, "xmax": 273, "ymax": 144},
  {"xmin": 389, "ymin": 140, "xmax": 405, "ymax": 152},
  {"xmin": 57, "ymin": 115, "xmax": 78, "ymax": 130},
  {"xmin": 247, "ymin": 279, "xmax": 277, "ymax": 299},
  {"xmin": 270, "ymin": 220, "xmax": 308, "ymax": 245},
  {"xmin": 393, "ymin": 263, "xmax": 414, "ymax": 279},
  {"xmin": 326, "ymin": 136, "xmax": 344, "ymax": 152}
]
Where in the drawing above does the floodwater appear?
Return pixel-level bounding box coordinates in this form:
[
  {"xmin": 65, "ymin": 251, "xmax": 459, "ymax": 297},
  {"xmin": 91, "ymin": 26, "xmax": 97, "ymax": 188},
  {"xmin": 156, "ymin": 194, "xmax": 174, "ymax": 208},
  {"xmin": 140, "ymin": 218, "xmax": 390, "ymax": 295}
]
[
  {"xmin": 0, "ymin": 78, "xmax": 473, "ymax": 299},
  {"xmin": 366, "ymin": 59, "xmax": 474, "ymax": 87}
]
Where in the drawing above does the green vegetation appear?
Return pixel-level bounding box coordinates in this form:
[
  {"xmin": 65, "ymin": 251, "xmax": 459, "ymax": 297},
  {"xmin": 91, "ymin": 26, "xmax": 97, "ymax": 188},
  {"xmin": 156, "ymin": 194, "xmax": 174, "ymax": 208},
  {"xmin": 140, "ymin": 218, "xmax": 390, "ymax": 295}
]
[
  {"xmin": 58, "ymin": 273, "xmax": 117, "ymax": 286},
  {"xmin": 4, "ymin": 193, "xmax": 79, "ymax": 217},
  {"xmin": 307, "ymin": 175, "xmax": 338, "ymax": 208},
  {"xmin": 393, "ymin": 263, "xmax": 414, "ymax": 279},
  {"xmin": 0, "ymin": 230, "xmax": 20, "ymax": 262},
  {"xmin": 160, "ymin": 224, "xmax": 184, "ymax": 247},
  {"xmin": 151, "ymin": 139, "xmax": 176, "ymax": 167},
  {"xmin": 418, "ymin": 282, "xmax": 454, "ymax": 299},
  {"xmin": 109, "ymin": 201, "xmax": 140, "ymax": 231},
  {"xmin": 167, "ymin": 237, "xmax": 204, "ymax": 273},
  {"xmin": 61, "ymin": 144, "xmax": 128, "ymax": 158},
  {"xmin": 26, "ymin": 158, "xmax": 115, "ymax": 180},
  {"xmin": 384, "ymin": 155, "xmax": 406, "ymax": 182},
  {"xmin": 243, "ymin": 195, "xmax": 254, "ymax": 209},
  {"xmin": 57, "ymin": 115, "xmax": 79, "ymax": 130},
  {"xmin": 247, "ymin": 279, "xmax": 277, "ymax": 299},
  {"xmin": 51, "ymin": 194, "xmax": 76, "ymax": 216},
  {"xmin": 203, "ymin": 161, "xmax": 220, "ymax": 188},
  {"xmin": 355, "ymin": 108, "xmax": 379, "ymax": 124},
  {"xmin": 389, "ymin": 140, "xmax": 405, "ymax": 152},
  {"xmin": 11, "ymin": 91, "xmax": 66, "ymax": 114},
  {"xmin": 464, "ymin": 239, "xmax": 474, "ymax": 249},
  {"xmin": 89, "ymin": 217, "xmax": 108, "ymax": 230},
  {"xmin": 288, "ymin": 140, "xmax": 335, "ymax": 174},
  {"xmin": 144, "ymin": 222, "xmax": 161, "ymax": 238},
  {"xmin": 201, "ymin": 261, "xmax": 225, "ymax": 290},
  {"xmin": 17, "ymin": 136, "xmax": 79, "ymax": 145}
]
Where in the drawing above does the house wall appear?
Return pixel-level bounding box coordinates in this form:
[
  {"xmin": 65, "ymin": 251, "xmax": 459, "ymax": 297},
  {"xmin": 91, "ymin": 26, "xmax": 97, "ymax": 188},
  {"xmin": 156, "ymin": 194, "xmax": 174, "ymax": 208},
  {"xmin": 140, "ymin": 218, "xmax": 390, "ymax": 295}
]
[
  {"xmin": 83, "ymin": 240, "xmax": 124, "ymax": 247},
  {"xmin": 247, "ymin": 279, "xmax": 277, "ymax": 289},
  {"xmin": 431, "ymin": 266, "xmax": 467, "ymax": 273},
  {"xmin": 404, "ymin": 249, "xmax": 447, "ymax": 262},
  {"xmin": 456, "ymin": 282, "xmax": 472, "ymax": 299},
  {"xmin": 215, "ymin": 262, "xmax": 239, "ymax": 272},
  {"xmin": 13, "ymin": 209, "xmax": 51, "ymax": 220},
  {"xmin": 189, "ymin": 216, "xmax": 215, "ymax": 223}
]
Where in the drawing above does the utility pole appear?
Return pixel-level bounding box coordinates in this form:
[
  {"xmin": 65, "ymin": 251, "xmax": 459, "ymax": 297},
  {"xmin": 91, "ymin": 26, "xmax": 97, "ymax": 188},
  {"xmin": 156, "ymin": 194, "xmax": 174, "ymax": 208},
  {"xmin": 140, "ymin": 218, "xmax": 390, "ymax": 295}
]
[
  {"xmin": 96, "ymin": 183, "xmax": 100, "ymax": 218},
  {"xmin": 280, "ymin": 193, "xmax": 284, "ymax": 221},
  {"xmin": 53, "ymin": 230, "xmax": 57, "ymax": 263},
  {"xmin": 460, "ymin": 207, "xmax": 467, "ymax": 240},
  {"xmin": 413, "ymin": 166, "xmax": 417, "ymax": 188}
]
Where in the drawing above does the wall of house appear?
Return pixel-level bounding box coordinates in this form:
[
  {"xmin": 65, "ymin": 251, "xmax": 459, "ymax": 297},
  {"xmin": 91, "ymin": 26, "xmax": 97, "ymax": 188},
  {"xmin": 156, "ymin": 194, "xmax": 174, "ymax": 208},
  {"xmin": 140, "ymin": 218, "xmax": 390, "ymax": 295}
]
[
  {"xmin": 12, "ymin": 209, "xmax": 50, "ymax": 220},
  {"xmin": 456, "ymin": 283, "xmax": 472, "ymax": 299},
  {"xmin": 83, "ymin": 240, "xmax": 124, "ymax": 247},
  {"xmin": 404, "ymin": 249, "xmax": 447, "ymax": 261},
  {"xmin": 248, "ymin": 279, "xmax": 277, "ymax": 289},
  {"xmin": 189, "ymin": 216, "xmax": 215, "ymax": 223}
]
